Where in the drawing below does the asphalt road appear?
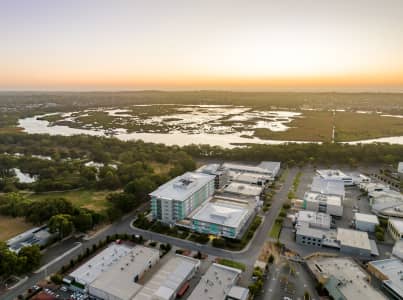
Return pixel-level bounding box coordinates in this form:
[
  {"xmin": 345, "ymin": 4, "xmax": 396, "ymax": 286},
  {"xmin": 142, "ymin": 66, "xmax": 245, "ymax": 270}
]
[{"xmin": 2, "ymin": 168, "xmax": 299, "ymax": 300}]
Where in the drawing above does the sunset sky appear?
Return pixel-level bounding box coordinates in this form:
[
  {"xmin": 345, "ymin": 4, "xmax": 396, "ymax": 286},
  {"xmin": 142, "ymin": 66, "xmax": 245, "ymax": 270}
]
[{"xmin": 1, "ymin": 0, "xmax": 403, "ymax": 91}]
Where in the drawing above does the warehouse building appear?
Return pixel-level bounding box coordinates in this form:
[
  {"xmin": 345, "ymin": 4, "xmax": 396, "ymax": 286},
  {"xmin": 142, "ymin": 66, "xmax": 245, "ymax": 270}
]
[
  {"xmin": 69, "ymin": 243, "xmax": 133, "ymax": 289},
  {"xmin": 295, "ymin": 210, "xmax": 332, "ymax": 229},
  {"xmin": 196, "ymin": 164, "xmax": 230, "ymax": 189},
  {"xmin": 88, "ymin": 246, "xmax": 160, "ymax": 300},
  {"xmin": 230, "ymin": 172, "xmax": 272, "ymax": 186},
  {"xmin": 316, "ymin": 169, "xmax": 354, "ymax": 186},
  {"xmin": 307, "ymin": 256, "xmax": 387, "ymax": 300},
  {"xmin": 354, "ymin": 213, "xmax": 379, "ymax": 232},
  {"xmin": 133, "ymin": 255, "xmax": 200, "ymax": 300},
  {"xmin": 337, "ymin": 228, "xmax": 374, "ymax": 257},
  {"xmin": 188, "ymin": 196, "xmax": 256, "ymax": 239},
  {"xmin": 7, "ymin": 225, "xmax": 55, "ymax": 253},
  {"xmin": 389, "ymin": 218, "xmax": 403, "ymax": 241},
  {"xmin": 296, "ymin": 226, "xmax": 378, "ymax": 257},
  {"xmin": 311, "ymin": 176, "xmax": 345, "ymax": 200},
  {"xmin": 368, "ymin": 258, "xmax": 403, "ymax": 300},
  {"xmin": 370, "ymin": 190, "xmax": 403, "ymax": 219},
  {"xmin": 223, "ymin": 161, "xmax": 280, "ymax": 178},
  {"xmin": 188, "ymin": 263, "xmax": 248, "ymax": 300},
  {"xmin": 223, "ymin": 182, "xmax": 263, "ymax": 200},
  {"xmin": 150, "ymin": 172, "xmax": 215, "ymax": 224},
  {"xmin": 303, "ymin": 191, "xmax": 343, "ymax": 217}
]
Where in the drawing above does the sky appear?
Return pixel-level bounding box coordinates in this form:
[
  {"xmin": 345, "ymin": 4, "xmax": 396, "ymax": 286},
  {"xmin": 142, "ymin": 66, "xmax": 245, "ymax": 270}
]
[{"xmin": 1, "ymin": 0, "xmax": 403, "ymax": 91}]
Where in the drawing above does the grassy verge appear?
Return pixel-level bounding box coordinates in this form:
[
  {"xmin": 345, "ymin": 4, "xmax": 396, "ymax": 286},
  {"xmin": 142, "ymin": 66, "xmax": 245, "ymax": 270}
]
[
  {"xmin": 269, "ymin": 221, "xmax": 282, "ymax": 239},
  {"xmin": 216, "ymin": 258, "xmax": 246, "ymax": 271}
]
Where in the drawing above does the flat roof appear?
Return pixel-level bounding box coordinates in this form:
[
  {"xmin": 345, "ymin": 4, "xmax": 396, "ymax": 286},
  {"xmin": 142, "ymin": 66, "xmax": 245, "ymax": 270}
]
[
  {"xmin": 224, "ymin": 182, "xmax": 263, "ymax": 197},
  {"xmin": 311, "ymin": 176, "xmax": 345, "ymax": 197},
  {"xmin": 393, "ymin": 240, "xmax": 403, "ymax": 260},
  {"xmin": 133, "ymin": 255, "xmax": 200, "ymax": 300},
  {"xmin": 89, "ymin": 245, "xmax": 160, "ymax": 300},
  {"xmin": 317, "ymin": 169, "xmax": 350, "ymax": 179},
  {"xmin": 296, "ymin": 211, "xmax": 331, "ymax": 228},
  {"xmin": 398, "ymin": 162, "xmax": 403, "ymax": 173},
  {"xmin": 149, "ymin": 172, "xmax": 215, "ymax": 201},
  {"xmin": 231, "ymin": 172, "xmax": 271, "ymax": 184},
  {"xmin": 369, "ymin": 258, "xmax": 403, "ymax": 298},
  {"xmin": 389, "ymin": 218, "xmax": 403, "ymax": 233},
  {"xmin": 304, "ymin": 191, "xmax": 342, "ymax": 207},
  {"xmin": 296, "ymin": 222, "xmax": 329, "ymax": 239},
  {"xmin": 188, "ymin": 263, "xmax": 242, "ymax": 300},
  {"xmin": 196, "ymin": 164, "xmax": 224, "ymax": 175},
  {"xmin": 354, "ymin": 213, "xmax": 379, "ymax": 224},
  {"xmin": 227, "ymin": 286, "xmax": 249, "ymax": 300},
  {"xmin": 307, "ymin": 256, "xmax": 387, "ymax": 300},
  {"xmin": 190, "ymin": 198, "xmax": 252, "ymax": 229},
  {"xmin": 223, "ymin": 161, "xmax": 280, "ymax": 175},
  {"xmin": 337, "ymin": 228, "xmax": 371, "ymax": 251},
  {"xmin": 70, "ymin": 243, "xmax": 132, "ymax": 285}
]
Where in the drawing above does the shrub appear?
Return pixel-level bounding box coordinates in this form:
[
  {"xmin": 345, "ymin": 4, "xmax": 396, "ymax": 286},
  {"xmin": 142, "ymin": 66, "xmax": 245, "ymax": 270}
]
[
  {"xmin": 50, "ymin": 273, "xmax": 63, "ymax": 285},
  {"xmin": 212, "ymin": 238, "xmax": 226, "ymax": 248}
]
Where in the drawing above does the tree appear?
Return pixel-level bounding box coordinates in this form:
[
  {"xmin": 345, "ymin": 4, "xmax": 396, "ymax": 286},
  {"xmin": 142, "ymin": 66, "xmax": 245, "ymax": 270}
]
[
  {"xmin": 18, "ymin": 245, "xmax": 41, "ymax": 272},
  {"xmin": 73, "ymin": 212, "xmax": 93, "ymax": 232},
  {"xmin": 49, "ymin": 214, "xmax": 73, "ymax": 239}
]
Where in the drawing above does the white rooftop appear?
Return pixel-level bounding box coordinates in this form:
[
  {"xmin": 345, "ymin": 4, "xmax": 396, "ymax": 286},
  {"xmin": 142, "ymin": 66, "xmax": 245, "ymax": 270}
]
[
  {"xmin": 308, "ymin": 256, "xmax": 387, "ymax": 300},
  {"xmin": 389, "ymin": 218, "xmax": 403, "ymax": 234},
  {"xmin": 188, "ymin": 263, "xmax": 242, "ymax": 300},
  {"xmin": 317, "ymin": 169, "xmax": 349, "ymax": 179},
  {"xmin": 149, "ymin": 172, "xmax": 215, "ymax": 201},
  {"xmin": 191, "ymin": 198, "xmax": 252, "ymax": 229},
  {"xmin": 369, "ymin": 258, "xmax": 403, "ymax": 298},
  {"xmin": 227, "ymin": 286, "xmax": 249, "ymax": 300},
  {"xmin": 311, "ymin": 176, "xmax": 345, "ymax": 198},
  {"xmin": 70, "ymin": 243, "xmax": 132, "ymax": 285},
  {"xmin": 89, "ymin": 245, "xmax": 160, "ymax": 300},
  {"xmin": 304, "ymin": 191, "xmax": 342, "ymax": 207},
  {"xmin": 133, "ymin": 255, "xmax": 200, "ymax": 300},
  {"xmin": 398, "ymin": 162, "xmax": 403, "ymax": 174},
  {"xmin": 231, "ymin": 172, "xmax": 271, "ymax": 184},
  {"xmin": 224, "ymin": 182, "xmax": 263, "ymax": 197},
  {"xmin": 392, "ymin": 240, "xmax": 403, "ymax": 260},
  {"xmin": 354, "ymin": 213, "xmax": 379, "ymax": 224},
  {"xmin": 296, "ymin": 211, "xmax": 331, "ymax": 228},
  {"xmin": 337, "ymin": 228, "xmax": 371, "ymax": 251},
  {"xmin": 223, "ymin": 161, "xmax": 280, "ymax": 175}
]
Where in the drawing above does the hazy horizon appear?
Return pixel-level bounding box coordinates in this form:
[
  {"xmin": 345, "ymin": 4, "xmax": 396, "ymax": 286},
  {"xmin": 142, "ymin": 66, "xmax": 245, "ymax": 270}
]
[{"xmin": 1, "ymin": 0, "xmax": 403, "ymax": 91}]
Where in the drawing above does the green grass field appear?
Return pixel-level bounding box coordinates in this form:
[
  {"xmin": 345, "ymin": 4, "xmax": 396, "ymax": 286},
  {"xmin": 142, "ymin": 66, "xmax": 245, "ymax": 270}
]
[
  {"xmin": 27, "ymin": 190, "xmax": 112, "ymax": 212},
  {"xmin": 335, "ymin": 112, "xmax": 403, "ymax": 141}
]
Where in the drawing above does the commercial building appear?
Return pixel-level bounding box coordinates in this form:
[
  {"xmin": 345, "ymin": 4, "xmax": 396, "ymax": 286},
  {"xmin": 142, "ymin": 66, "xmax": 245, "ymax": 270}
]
[
  {"xmin": 230, "ymin": 172, "xmax": 271, "ymax": 186},
  {"xmin": 316, "ymin": 169, "xmax": 354, "ymax": 186},
  {"xmin": 393, "ymin": 240, "xmax": 403, "ymax": 260},
  {"xmin": 188, "ymin": 196, "xmax": 256, "ymax": 239},
  {"xmin": 132, "ymin": 255, "xmax": 200, "ymax": 300},
  {"xmin": 361, "ymin": 182, "xmax": 389, "ymax": 193},
  {"xmin": 307, "ymin": 256, "xmax": 387, "ymax": 300},
  {"xmin": 354, "ymin": 213, "xmax": 379, "ymax": 232},
  {"xmin": 311, "ymin": 176, "xmax": 345, "ymax": 200},
  {"xmin": 350, "ymin": 173, "xmax": 371, "ymax": 185},
  {"xmin": 295, "ymin": 210, "xmax": 332, "ymax": 229},
  {"xmin": 150, "ymin": 172, "xmax": 215, "ymax": 224},
  {"xmin": 370, "ymin": 190, "xmax": 403, "ymax": 218},
  {"xmin": 389, "ymin": 218, "xmax": 403, "ymax": 241},
  {"xmin": 69, "ymin": 243, "xmax": 134, "ymax": 288},
  {"xmin": 303, "ymin": 191, "xmax": 343, "ymax": 217},
  {"xmin": 296, "ymin": 226, "xmax": 377, "ymax": 257},
  {"xmin": 337, "ymin": 228, "xmax": 373, "ymax": 257},
  {"xmin": 196, "ymin": 164, "xmax": 230, "ymax": 189},
  {"xmin": 88, "ymin": 245, "xmax": 160, "ymax": 300},
  {"xmin": 223, "ymin": 182, "xmax": 263, "ymax": 199},
  {"xmin": 7, "ymin": 226, "xmax": 55, "ymax": 253},
  {"xmin": 398, "ymin": 162, "xmax": 403, "ymax": 175},
  {"xmin": 368, "ymin": 258, "xmax": 403, "ymax": 300},
  {"xmin": 188, "ymin": 263, "xmax": 248, "ymax": 300},
  {"xmin": 223, "ymin": 161, "xmax": 280, "ymax": 178}
]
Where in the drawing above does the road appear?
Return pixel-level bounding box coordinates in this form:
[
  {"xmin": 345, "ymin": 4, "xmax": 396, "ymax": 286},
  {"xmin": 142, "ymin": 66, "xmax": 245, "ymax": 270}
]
[{"xmin": 2, "ymin": 168, "xmax": 299, "ymax": 300}]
